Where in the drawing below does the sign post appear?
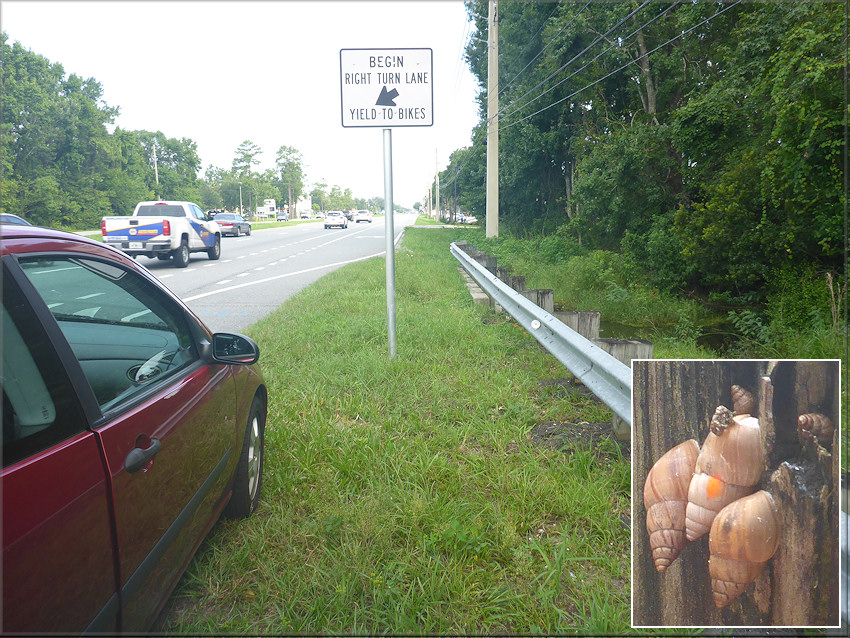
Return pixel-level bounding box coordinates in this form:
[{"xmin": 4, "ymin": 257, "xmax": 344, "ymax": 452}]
[{"xmin": 340, "ymin": 48, "xmax": 433, "ymax": 359}]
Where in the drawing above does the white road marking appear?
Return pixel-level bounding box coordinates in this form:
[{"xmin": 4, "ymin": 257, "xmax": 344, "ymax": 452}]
[{"xmin": 184, "ymin": 252, "xmax": 384, "ymax": 301}]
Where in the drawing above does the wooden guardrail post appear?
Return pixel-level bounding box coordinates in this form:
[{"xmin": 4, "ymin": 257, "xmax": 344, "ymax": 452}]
[
  {"xmin": 633, "ymin": 360, "xmax": 839, "ymax": 627},
  {"xmin": 553, "ymin": 311, "xmax": 600, "ymax": 340},
  {"xmin": 594, "ymin": 338, "xmax": 654, "ymax": 442},
  {"xmin": 520, "ymin": 289, "xmax": 554, "ymax": 313}
]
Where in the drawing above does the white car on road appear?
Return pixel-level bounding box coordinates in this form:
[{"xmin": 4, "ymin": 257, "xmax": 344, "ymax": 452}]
[
  {"xmin": 324, "ymin": 211, "xmax": 348, "ymax": 229},
  {"xmin": 354, "ymin": 210, "xmax": 373, "ymax": 223}
]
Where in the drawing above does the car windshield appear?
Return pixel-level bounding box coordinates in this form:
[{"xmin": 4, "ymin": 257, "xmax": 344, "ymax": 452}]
[
  {"xmin": 136, "ymin": 205, "xmax": 185, "ymax": 217},
  {"xmin": 216, "ymin": 214, "xmax": 237, "ymax": 220}
]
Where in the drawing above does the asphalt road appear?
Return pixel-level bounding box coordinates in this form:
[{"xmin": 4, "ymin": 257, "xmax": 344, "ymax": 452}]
[{"xmin": 136, "ymin": 214, "xmax": 417, "ymax": 334}]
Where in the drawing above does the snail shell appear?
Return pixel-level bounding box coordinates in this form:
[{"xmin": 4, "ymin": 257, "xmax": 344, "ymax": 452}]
[
  {"xmin": 685, "ymin": 414, "xmax": 765, "ymax": 541},
  {"xmin": 644, "ymin": 439, "xmax": 700, "ymax": 572},
  {"xmin": 708, "ymin": 490, "xmax": 780, "ymax": 609},
  {"xmin": 797, "ymin": 413, "xmax": 833, "ymax": 448},
  {"xmin": 731, "ymin": 385, "xmax": 754, "ymax": 416},
  {"xmin": 710, "ymin": 404, "xmax": 735, "ymax": 436}
]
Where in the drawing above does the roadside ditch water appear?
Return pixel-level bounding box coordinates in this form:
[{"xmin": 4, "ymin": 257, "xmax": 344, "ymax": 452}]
[{"xmin": 598, "ymin": 319, "xmax": 740, "ymax": 355}]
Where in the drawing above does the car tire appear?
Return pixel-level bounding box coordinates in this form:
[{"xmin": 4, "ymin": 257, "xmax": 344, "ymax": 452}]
[
  {"xmin": 224, "ymin": 396, "xmax": 265, "ymax": 519},
  {"xmin": 173, "ymin": 239, "xmax": 190, "ymax": 268},
  {"xmin": 207, "ymin": 235, "xmax": 221, "ymax": 260},
  {"xmin": 246, "ymin": 225, "xmax": 252, "ymax": 236}
]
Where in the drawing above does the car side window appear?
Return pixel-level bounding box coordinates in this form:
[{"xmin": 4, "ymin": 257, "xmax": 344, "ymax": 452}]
[
  {"xmin": 18, "ymin": 256, "xmax": 199, "ymax": 414},
  {"xmin": 2, "ymin": 268, "xmax": 88, "ymax": 467}
]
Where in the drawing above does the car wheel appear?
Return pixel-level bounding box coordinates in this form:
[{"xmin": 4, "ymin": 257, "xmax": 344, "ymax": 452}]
[
  {"xmin": 173, "ymin": 239, "xmax": 190, "ymax": 268},
  {"xmin": 246, "ymin": 225, "xmax": 252, "ymax": 236},
  {"xmin": 224, "ymin": 396, "xmax": 265, "ymax": 518},
  {"xmin": 207, "ymin": 235, "xmax": 221, "ymax": 260}
]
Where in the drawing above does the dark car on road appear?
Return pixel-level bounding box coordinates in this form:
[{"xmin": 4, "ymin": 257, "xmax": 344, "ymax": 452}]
[
  {"xmin": 1, "ymin": 225, "xmax": 268, "ymax": 633},
  {"xmin": 213, "ymin": 212, "xmax": 252, "ymax": 236}
]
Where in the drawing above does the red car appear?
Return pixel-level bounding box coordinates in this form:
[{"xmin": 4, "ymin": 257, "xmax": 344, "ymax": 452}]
[{"xmin": 1, "ymin": 225, "xmax": 267, "ymax": 632}]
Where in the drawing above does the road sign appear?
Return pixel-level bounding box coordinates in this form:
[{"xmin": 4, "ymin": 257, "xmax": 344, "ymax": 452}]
[{"xmin": 340, "ymin": 48, "xmax": 433, "ymax": 128}]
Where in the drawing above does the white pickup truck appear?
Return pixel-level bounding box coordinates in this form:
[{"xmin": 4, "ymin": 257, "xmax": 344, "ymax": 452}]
[{"xmin": 101, "ymin": 201, "xmax": 221, "ymax": 267}]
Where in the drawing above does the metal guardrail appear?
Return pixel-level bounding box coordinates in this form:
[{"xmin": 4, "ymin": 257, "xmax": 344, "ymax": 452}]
[{"xmin": 451, "ymin": 241, "xmax": 632, "ymax": 425}]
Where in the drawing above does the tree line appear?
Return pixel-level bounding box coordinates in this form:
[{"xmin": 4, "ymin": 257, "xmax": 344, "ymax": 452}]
[
  {"xmin": 0, "ymin": 32, "xmax": 383, "ymax": 228},
  {"xmin": 439, "ymin": 1, "xmax": 843, "ymax": 312}
]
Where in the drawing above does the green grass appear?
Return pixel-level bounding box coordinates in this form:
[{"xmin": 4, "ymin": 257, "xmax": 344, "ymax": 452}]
[
  {"xmin": 414, "ymin": 213, "xmax": 442, "ymax": 225},
  {"xmin": 155, "ymin": 228, "xmax": 632, "ymax": 634},
  {"xmin": 462, "ymin": 230, "xmax": 713, "ymax": 330}
]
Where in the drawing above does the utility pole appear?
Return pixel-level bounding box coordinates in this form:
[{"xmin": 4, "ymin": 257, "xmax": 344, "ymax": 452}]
[
  {"xmin": 454, "ymin": 168, "xmax": 458, "ymax": 223},
  {"xmin": 435, "ymin": 148, "xmax": 440, "ymax": 222},
  {"xmin": 486, "ymin": 0, "xmax": 499, "ymax": 237},
  {"xmin": 152, "ymin": 140, "xmax": 159, "ymax": 198}
]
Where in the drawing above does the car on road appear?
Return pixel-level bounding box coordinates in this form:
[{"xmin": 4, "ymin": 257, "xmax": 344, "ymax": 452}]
[
  {"xmin": 276, "ymin": 212, "xmax": 289, "ymax": 222},
  {"xmin": 101, "ymin": 200, "xmax": 221, "ymax": 268},
  {"xmin": 324, "ymin": 210, "xmax": 348, "ymax": 229},
  {"xmin": 0, "ymin": 213, "xmax": 33, "ymax": 226},
  {"xmin": 1, "ymin": 225, "xmax": 268, "ymax": 633},
  {"xmin": 214, "ymin": 212, "xmax": 252, "ymax": 237},
  {"xmin": 354, "ymin": 210, "xmax": 373, "ymax": 224}
]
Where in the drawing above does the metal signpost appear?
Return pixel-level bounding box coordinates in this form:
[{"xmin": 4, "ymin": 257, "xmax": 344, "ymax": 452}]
[{"xmin": 340, "ymin": 48, "xmax": 433, "ymax": 358}]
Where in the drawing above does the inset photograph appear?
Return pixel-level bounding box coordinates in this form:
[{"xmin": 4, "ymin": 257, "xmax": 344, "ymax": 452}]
[{"xmin": 631, "ymin": 359, "xmax": 841, "ymax": 628}]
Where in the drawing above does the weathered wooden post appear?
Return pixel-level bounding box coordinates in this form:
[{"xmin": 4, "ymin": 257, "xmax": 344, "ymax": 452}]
[{"xmin": 633, "ymin": 360, "xmax": 839, "ymax": 627}]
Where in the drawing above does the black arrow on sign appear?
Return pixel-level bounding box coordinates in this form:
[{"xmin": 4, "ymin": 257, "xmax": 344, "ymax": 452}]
[{"xmin": 376, "ymin": 86, "xmax": 400, "ymax": 107}]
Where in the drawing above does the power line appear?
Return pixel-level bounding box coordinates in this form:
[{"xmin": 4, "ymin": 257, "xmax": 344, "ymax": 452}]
[
  {"xmin": 443, "ymin": 0, "xmax": 742, "ymax": 193},
  {"xmin": 499, "ymin": 0, "xmax": 744, "ymax": 132},
  {"xmin": 493, "ymin": 0, "xmax": 655, "ymax": 124},
  {"xmin": 493, "ymin": 1, "xmax": 580, "ymax": 102},
  {"xmin": 453, "ymin": 14, "xmax": 472, "ymax": 92},
  {"xmin": 499, "ymin": 0, "xmax": 683, "ymax": 123},
  {"xmin": 443, "ymin": 0, "xmax": 657, "ymax": 192},
  {"xmin": 431, "ymin": 125, "xmax": 488, "ymax": 194}
]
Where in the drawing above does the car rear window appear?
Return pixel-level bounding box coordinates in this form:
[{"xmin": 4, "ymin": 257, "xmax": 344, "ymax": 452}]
[{"xmin": 136, "ymin": 205, "xmax": 186, "ymax": 217}]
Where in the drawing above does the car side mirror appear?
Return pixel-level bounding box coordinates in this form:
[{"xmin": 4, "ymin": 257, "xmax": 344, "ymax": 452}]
[{"xmin": 208, "ymin": 333, "xmax": 260, "ymax": 365}]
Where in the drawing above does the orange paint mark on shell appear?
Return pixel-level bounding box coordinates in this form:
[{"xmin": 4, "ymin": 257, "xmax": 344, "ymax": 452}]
[{"xmin": 706, "ymin": 476, "xmax": 724, "ymax": 499}]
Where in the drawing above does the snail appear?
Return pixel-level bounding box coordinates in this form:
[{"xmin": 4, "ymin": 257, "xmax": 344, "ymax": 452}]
[
  {"xmin": 797, "ymin": 413, "xmax": 834, "ymax": 449},
  {"xmin": 644, "ymin": 439, "xmax": 700, "ymax": 572},
  {"xmin": 731, "ymin": 385, "xmax": 754, "ymax": 416},
  {"xmin": 685, "ymin": 412, "xmax": 765, "ymax": 541},
  {"xmin": 708, "ymin": 490, "xmax": 780, "ymax": 609}
]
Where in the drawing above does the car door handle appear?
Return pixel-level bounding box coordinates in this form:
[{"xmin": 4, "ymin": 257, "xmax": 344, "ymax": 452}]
[{"xmin": 125, "ymin": 438, "xmax": 161, "ymax": 473}]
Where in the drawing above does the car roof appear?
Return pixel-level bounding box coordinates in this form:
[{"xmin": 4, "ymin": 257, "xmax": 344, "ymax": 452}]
[
  {"xmin": 135, "ymin": 200, "xmax": 194, "ymax": 206},
  {"xmin": 1, "ymin": 225, "xmax": 133, "ymax": 260}
]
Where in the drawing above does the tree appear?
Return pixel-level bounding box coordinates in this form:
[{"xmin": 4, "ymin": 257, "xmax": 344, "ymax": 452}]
[
  {"xmin": 275, "ymin": 145, "xmax": 304, "ymax": 216},
  {"xmin": 310, "ymin": 181, "xmax": 328, "ymax": 213},
  {"xmin": 0, "ymin": 32, "xmax": 137, "ymax": 226},
  {"xmin": 231, "ymin": 140, "xmax": 262, "ymax": 178}
]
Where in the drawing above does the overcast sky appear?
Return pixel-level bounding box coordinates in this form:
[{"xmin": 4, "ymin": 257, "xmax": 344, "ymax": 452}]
[{"xmin": 2, "ymin": 0, "xmax": 483, "ymax": 207}]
